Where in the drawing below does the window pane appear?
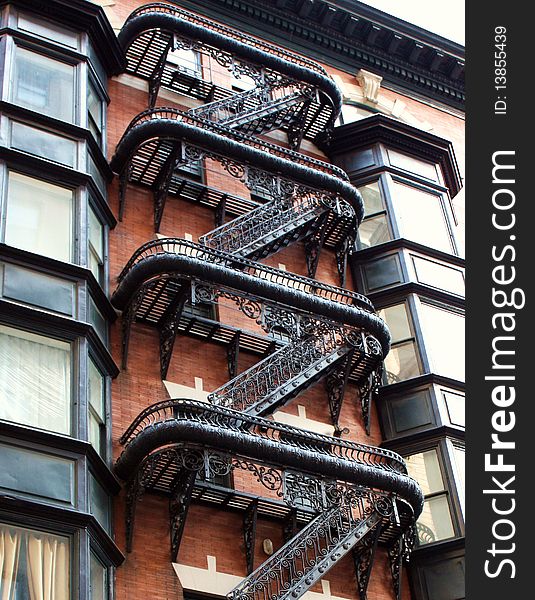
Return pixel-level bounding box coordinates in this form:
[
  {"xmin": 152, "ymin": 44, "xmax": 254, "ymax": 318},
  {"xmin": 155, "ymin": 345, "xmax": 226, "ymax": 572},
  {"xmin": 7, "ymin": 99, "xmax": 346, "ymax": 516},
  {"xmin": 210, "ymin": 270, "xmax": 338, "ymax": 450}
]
[
  {"xmin": 89, "ymin": 297, "xmax": 107, "ymax": 343},
  {"xmin": 406, "ymin": 450, "xmax": 444, "ymax": 495},
  {"xmin": 387, "ymin": 149, "xmax": 440, "ymax": 182},
  {"xmin": 0, "ymin": 523, "xmax": 70, "ymax": 598},
  {"xmin": 383, "ymin": 341, "xmax": 420, "ymax": 383},
  {"xmin": 5, "ymin": 172, "xmax": 73, "ymax": 262},
  {"xmin": 88, "ymin": 206, "xmax": 104, "ymax": 284},
  {"xmin": 390, "ymin": 181, "xmax": 452, "ymax": 252},
  {"xmin": 412, "ymin": 256, "xmax": 465, "ymax": 295},
  {"xmin": 358, "ymin": 214, "xmax": 390, "ymax": 248},
  {"xmin": 18, "ymin": 14, "xmax": 78, "ymax": 48},
  {"xmin": 88, "ymin": 359, "xmax": 105, "ymax": 419},
  {"xmin": 420, "ymin": 303, "xmax": 465, "ymax": 381},
  {"xmin": 359, "ymin": 181, "xmax": 383, "ymax": 215},
  {"xmin": 453, "ymin": 445, "xmax": 465, "ymax": 514},
  {"xmin": 418, "ymin": 495, "xmax": 455, "ymax": 544},
  {"xmin": 2, "ymin": 263, "xmax": 75, "ymax": 316},
  {"xmin": 12, "ymin": 46, "xmax": 75, "ymax": 123},
  {"xmin": 90, "ymin": 474, "xmax": 110, "ymax": 532},
  {"xmin": 390, "ymin": 391, "xmax": 433, "ymax": 433},
  {"xmin": 11, "ymin": 121, "xmax": 77, "ymax": 167},
  {"xmin": 87, "ymin": 79, "xmax": 103, "ymax": 145},
  {"xmin": 0, "ymin": 443, "xmax": 74, "ymax": 505},
  {"xmin": 168, "ymin": 48, "xmax": 200, "ymax": 76},
  {"xmin": 0, "ymin": 325, "xmax": 71, "ymax": 434},
  {"xmin": 363, "ymin": 255, "xmax": 402, "ymax": 291},
  {"xmin": 90, "ymin": 552, "xmax": 107, "ymax": 600},
  {"xmin": 443, "ymin": 390, "xmax": 465, "ymax": 427},
  {"xmin": 377, "ymin": 304, "xmax": 412, "ymax": 342},
  {"xmin": 88, "ymin": 358, "xmax": 105, "ymax": 457}
]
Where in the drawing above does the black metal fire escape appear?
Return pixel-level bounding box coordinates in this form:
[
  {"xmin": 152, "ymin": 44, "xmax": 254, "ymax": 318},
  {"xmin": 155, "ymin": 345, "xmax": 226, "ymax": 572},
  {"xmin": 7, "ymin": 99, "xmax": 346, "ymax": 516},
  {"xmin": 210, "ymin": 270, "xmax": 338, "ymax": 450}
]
[{"xmin": 111, "ymin": 4, "xmax": 422, "ymax": 599}]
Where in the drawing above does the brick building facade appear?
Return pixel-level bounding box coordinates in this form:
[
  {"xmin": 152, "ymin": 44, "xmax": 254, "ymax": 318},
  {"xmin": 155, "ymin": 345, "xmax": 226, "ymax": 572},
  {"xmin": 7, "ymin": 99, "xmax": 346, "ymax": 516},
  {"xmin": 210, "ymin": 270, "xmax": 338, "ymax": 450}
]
[{"xmin": 0, "ymin": 1, "xmax": 464, "ymax": 600}]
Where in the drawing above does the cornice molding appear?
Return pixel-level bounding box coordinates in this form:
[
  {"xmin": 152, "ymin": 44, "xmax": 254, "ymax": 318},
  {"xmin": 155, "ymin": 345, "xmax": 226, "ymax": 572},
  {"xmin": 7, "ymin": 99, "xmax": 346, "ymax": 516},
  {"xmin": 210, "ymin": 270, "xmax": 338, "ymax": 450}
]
[{"xmin": 173, "ymin": 0, "xmax": 464, "ymax": 109}]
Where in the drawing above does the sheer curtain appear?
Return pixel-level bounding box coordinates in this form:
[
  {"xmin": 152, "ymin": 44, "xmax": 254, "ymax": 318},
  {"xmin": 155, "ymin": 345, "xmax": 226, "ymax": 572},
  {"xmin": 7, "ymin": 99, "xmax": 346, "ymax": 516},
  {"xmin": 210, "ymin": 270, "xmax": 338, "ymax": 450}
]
[
  {"xmin": 26, "ymin": 534, "xmax": 69, "ymax": 600},
  {"xmin": 0, "ymin": 327, "xmax": 71, "ymax": 434},
  {"xmin": 0, "ymin": 528, "xmax": 21, "ymax": 600},
  {"xmin": 0, "ymin": 525, "xmax": 69, "ymax": 600}
]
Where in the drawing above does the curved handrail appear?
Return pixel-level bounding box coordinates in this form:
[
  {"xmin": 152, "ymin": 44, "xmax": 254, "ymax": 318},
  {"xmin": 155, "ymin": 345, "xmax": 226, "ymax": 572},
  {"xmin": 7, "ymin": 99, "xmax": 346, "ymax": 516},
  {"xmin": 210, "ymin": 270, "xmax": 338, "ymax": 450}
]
[
  {"xmin": 114, "ymin": 398, "xmax": 423, "ymax": 516},
  {"xmin": 118, "ymin": 3, "xmax": 342, "ymax": 119},
  {"xmin": 119, "ymin": 398, "xmax": 403, "ymax": 469},
  {"xmin": 110, "ymin": 110, "xmax": 364, "ymax": 223}
]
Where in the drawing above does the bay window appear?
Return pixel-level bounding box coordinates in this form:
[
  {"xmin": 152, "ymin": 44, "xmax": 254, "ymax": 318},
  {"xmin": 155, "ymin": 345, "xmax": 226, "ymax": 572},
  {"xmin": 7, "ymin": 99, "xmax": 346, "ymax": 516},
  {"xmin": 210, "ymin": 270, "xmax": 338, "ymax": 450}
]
[
  {"xmin": 0, "ymin": 522, "xmax": 70, "ymax": 599},
  {"xmin": 0, "ymin": 325, "xmax": 71, "ymax": 435},
  {"xmin": 4, "ymin": 171, "xmax": 73, "ymax": 263}
]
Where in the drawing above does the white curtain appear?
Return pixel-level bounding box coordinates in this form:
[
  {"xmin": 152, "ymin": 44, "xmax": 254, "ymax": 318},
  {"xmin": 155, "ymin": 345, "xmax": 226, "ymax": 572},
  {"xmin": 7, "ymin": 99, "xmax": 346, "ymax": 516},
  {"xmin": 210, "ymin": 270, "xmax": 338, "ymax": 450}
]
[
  {"xmin": 0, "ymin": 528, "xmax": 21, "ymax": 600},
  {"xmin": 0, "ymin": 328, "xmax": 70, "ymax": 434},
  {"xmin": 26, "ymin": 534, "xmax": 69, "ymax": 600}
]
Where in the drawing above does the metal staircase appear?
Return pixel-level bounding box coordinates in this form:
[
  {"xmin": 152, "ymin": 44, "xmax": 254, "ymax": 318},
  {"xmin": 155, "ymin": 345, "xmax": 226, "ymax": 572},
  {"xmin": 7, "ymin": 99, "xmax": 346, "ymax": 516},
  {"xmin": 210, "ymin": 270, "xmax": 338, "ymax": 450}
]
[
  {"xmin": 229, "ymin": 505, "xmax": 382, "ymax": 600},
  {"xmin": 208, "ymin": 328, "xmax": 352, "ymax": 415},
  {"xmin": 111, "ymin": 6, "xmax": 418, "ymax": 600}
]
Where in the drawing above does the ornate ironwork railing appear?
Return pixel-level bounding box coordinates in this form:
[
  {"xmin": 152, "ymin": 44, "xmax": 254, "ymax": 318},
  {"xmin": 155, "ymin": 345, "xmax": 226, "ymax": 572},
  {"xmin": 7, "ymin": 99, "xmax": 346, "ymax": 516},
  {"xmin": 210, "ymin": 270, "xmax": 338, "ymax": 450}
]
[
  {"xmin": 116, "ymin": 238, "xmax": 374, "ymax": 311},
  {"xmin": 198, "ymin": 193, "xmax": 326, "ymax": 255},
  {"xmin": 123, "ymin": 3, "xmax": 334, "ymax": 79},
  {"xmin": 188, "ymin": 85, "xmax": 310, "ymax": 125},
  {"xmin": 208, "ymin": 328, "xmax": 352, "ymax": 413},
  {"xmin": 116, "ymin": 107, "xmax": 350, "ymax": 181},
  {"xmin": 117, "ymin": 399, "xmax": 406, "ymax": 473}
]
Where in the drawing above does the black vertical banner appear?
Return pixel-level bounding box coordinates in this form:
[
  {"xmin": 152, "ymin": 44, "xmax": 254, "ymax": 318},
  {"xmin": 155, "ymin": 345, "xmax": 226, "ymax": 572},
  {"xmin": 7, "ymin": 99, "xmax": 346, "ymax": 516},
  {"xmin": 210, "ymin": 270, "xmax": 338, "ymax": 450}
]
[{"xmin": 466, "ymin": 2, "xmax": 531, "ymax": 598}]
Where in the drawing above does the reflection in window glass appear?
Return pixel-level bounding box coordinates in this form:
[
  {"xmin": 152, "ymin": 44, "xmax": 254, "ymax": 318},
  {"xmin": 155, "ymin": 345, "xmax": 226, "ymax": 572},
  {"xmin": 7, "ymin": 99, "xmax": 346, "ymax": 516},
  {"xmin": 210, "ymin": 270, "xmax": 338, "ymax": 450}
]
[
  {"xmin": 88, "ymin": 206, "xmax": 104, "ymax": 285},
  {"xmin": 383, "ymin": 342, "xmax": 420, "ymax": 384},
  {"xmin": 363, "ymin": 255, "xmax": 402, "ymax": 291},
  {"xmin": 358, "ymin": 215, "xmax": 390, "ymax": 248},
  {"xmin": 452, "ymin": 445, "xmax": 465, "ymax": 516},
  {"xmin": 420, "ymin": 303, "xmax": 465, "ymax": 381},
  {"xmin": 360, "ymin": 181, "xmax": 383, "ymax": 214},
  {"xmin": 11, "ymin": 121, "xmax": 77, "ymax": 167},
  {"xmin": 168, "ymin": 48, "xmax": 201, "ymax": 76},
  {"xmin": 5, "ymin": 172, "xmax": 73, "ymax": 262},
  {"xmin": 378, "ymin": 304, "xmax": 412, "ymax": 341},
  {"xmin": 387, "ymin": 149, "xmax": 439, "ymax": 182},
  {"xmin": 12, "ymin": 47, "xmax": 75, "ymax": 122},
  {"xmin": 406, "ymin": 450, "xmax": 455, "ymax": 545},
  {"xmin": 378, "ymin": 303, "xmax": 421, "ymax": 384},
  {"xmin": 357, "ymin": 181, "xmax": 391, "ymax": 249},
  {"xmin": 390, "ymin": 181, "xmax": 452, "ymax": 253},
  {"xmin": 88, "ymin": 79, "xmax": 104, "ymax": 146},
  {"xmin": 0, "ymin": 325, "xmax": 71, "ymax": 434},
  {"xmin": 90, "ymin": 552, "xmax": 107, "ymax": 600},
  {"xmin": 88, "ymin": 358, "xmax": 105, "ymax": 457},
  {"xmin": 412, "ymin": 256, "xmax": 465, "ymax": 296},
  {"xmin": 443, "ymin": 390, "xmax": 465, "ymax": 427},
  {"xmin": 0, "ymin": 522, "xmax": 70, "ymax": 598}
]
